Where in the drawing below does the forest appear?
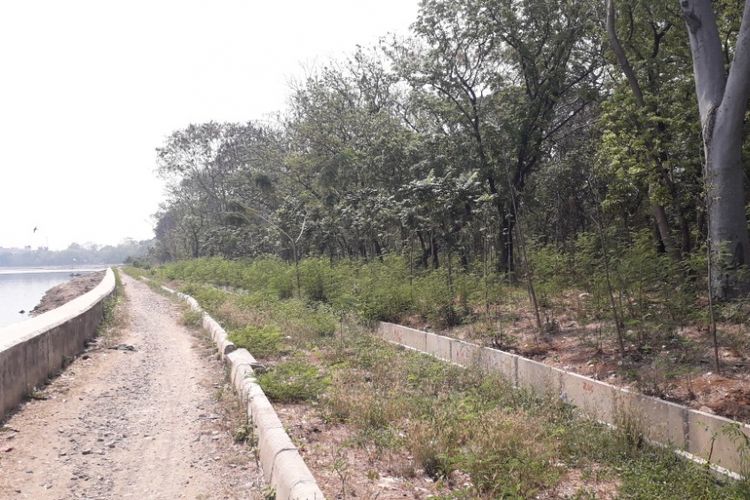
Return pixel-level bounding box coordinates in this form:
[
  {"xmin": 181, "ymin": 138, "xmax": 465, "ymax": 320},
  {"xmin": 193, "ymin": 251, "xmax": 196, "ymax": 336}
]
[
  {"xmin": 130, "ymin": 1, "xmax": 750, "ymax": 494},
  {"xmin": 149, "ymin": 0, "xmax": 750, "ymax": 378}
]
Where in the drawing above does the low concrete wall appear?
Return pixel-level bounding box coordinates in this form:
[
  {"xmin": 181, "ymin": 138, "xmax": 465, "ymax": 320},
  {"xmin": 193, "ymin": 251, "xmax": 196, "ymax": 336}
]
[
  {"xmin": 162, "ymin": 284, "xmax": 325, "ymax": 500},
  {"xmin": 0, "ymin": 268, "xmax": 116, "ymax": 420},
  {"xmin": 378, "ymin": 322, "xmax": 750, "ymax": 478}
]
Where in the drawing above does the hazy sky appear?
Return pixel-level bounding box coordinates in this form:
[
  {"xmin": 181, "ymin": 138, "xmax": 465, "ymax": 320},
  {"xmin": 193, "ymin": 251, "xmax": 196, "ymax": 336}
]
[{"xmin": 0, "ymin": 0, "xmax": 418, "ymax": 250}]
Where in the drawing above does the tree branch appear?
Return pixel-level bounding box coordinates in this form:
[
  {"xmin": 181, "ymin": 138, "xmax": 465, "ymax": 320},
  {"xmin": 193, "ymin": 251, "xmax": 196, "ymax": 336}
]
[{"xmin": 606, "ymin": 0, "xmax": 645, "ymax": 106}]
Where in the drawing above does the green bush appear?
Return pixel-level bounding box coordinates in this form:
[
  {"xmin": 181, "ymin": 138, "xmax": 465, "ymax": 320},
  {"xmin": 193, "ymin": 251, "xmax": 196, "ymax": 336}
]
[
  {"xmin": 258, "ymin": 360, "xmax": 329, "ymax": 402},
  {"xmin": 229, "ymin": 324, "xmax": 284, "ymax": 359}
]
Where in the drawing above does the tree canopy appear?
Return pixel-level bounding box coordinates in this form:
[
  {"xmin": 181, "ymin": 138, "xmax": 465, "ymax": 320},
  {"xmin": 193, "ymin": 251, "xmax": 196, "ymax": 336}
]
[{"xmin": 151, "ymin": 0, "xmax": 750, "ymax": 302}]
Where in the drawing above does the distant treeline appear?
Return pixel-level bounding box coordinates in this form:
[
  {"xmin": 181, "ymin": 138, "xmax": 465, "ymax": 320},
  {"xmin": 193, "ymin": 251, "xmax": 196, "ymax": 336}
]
[{"xmin": 0, "ymin": 239, "xmax": 152, "ymax": 267}]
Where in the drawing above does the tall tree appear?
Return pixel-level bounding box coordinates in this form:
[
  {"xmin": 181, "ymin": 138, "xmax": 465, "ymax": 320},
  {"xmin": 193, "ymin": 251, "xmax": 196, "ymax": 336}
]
[
  {"xmin": 604, "ymin": 0, "xmax": 701, "ymax": 257},
  {"xmin": 679, "ymin": 0, "xmax": 750, "ymax": 299}
]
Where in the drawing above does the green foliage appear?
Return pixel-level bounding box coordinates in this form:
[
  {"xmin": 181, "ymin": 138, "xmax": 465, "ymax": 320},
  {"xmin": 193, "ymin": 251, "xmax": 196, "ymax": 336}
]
[
  {"xmin": 229, "ymin": 324, "xmax": 284, "ymax": 359},
  {"xmin": 180, "ymin": 308, "xmax": 203, "ymax": 328},
  {"xmin": 163, "ymin": 257, "xmax": 748, "ymax": 497},
  {"xmin": 257, "ymin": 360, "xmax": 329, "ymax": 403}
]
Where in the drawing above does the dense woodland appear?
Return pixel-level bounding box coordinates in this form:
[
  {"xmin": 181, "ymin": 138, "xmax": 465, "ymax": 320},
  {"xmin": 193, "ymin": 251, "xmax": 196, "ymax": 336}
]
[{"xmin": 152, "ymin": 0, "xmax": 750, "ymax": 324}]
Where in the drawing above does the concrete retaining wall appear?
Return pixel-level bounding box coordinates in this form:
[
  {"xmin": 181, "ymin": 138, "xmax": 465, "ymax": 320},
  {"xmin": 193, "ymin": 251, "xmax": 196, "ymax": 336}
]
[
  {"xmin": 162, "ymin": 284, "xmax": 325, "ymax": 499},
  {"xmin": 0, "ymin": 268, "xmax": 116, "ymax": 420},
  {"xmin": 378, "ymin": 321, "xmax": 750, "ymax": 478}
]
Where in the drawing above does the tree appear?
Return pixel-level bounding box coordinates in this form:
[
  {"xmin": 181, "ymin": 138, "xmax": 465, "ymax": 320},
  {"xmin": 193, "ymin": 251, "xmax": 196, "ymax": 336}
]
[
  {"xmin": 605, "ymin": 0, "xmax": 699, "ymax": 257},
  {"xmin": 680, "ymin": 0, "xmax": 750, "ymax": 299}
]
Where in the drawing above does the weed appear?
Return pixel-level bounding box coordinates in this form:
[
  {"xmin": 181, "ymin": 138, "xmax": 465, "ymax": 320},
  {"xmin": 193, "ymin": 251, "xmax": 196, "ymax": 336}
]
[
  {"xmin": 233, "ymin": 418, "xmax": 253, "ymax": 444},
  {"xmin": 229, "ymin": 324, "xmax": 284, "ymax": 359},
  {"xmin": 258, "ymin": 360, "xmax": 329, "ymax": 403},
  {"xmin": 181, "ymin": 308, "xmax": 203, "ymax": 328},
  {"xmin": 261, "ymin": 485, "xmax": 275, "ymax": 500}
]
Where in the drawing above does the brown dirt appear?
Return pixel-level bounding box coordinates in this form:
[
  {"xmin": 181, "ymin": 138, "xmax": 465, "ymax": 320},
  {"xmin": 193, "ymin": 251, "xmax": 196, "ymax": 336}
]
[
  {"xmin": 31, "ymin": 271, "xmax": 106, "ymax": 316},
  {"xmin": 276, "ymin": 403, "xmax": 455, "ymax": 499},
  {"xmin": 0, "ymin": 274, "xmax": 264, "ymax": 499},
  {"xmin": 424, "ymin": 296, "xmax": 750, "ymax": 423}
]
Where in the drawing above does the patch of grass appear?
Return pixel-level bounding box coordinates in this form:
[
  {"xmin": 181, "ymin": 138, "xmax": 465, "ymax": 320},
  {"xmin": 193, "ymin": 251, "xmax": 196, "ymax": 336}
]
[
  {"xmin": 96, "ymin": 269, "xmax": 127, "ymax": 346},
  {"xmin": 180, "ymin": 307, "xmax": 203, "ymax": 328},
  {"xmin": 229, "ymin": 324, "xmax": 284, "ymax": 359},
  {"xmin": 258, "ymin": 360, "xmax": 329, "ymax": 403}
]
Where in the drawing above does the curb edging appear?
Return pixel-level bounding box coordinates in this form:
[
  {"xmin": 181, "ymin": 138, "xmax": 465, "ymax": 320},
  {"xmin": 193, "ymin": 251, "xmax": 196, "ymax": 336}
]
[
  {"xmin": 159, "ymin": 284, "xmax": 325, "ymax": 500},
  {"xmin": 377, "ymin": 321, "xmax": 749, "ymax": 479}
]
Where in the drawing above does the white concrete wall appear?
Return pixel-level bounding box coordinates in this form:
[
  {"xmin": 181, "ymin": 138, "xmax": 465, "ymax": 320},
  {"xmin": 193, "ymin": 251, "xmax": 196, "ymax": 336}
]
[
  {"xmin": 378, "ymin": 321, "xmax": 750, "ymax": 478},
  {"xmin": 0, "ymin": 269, "xmax": 116, "ymax": 420},
  {"xmin": 165, "ymin": 285, "xmax": 325, "ymax": 499}
]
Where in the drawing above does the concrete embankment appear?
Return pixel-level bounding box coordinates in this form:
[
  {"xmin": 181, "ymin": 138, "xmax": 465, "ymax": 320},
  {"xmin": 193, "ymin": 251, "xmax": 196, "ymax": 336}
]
[
  {"xmin": 377, "ymin": 322, "xmax": 750, "ymax": 478},
  {"xmin": 0, "ymin": 268, "xmax": 115, "ymax": 420}
]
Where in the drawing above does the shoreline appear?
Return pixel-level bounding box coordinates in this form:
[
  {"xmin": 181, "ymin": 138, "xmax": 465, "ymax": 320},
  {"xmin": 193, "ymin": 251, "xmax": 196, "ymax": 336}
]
[{"xmin": 30, "ymin": 270, "xmax": 106, "ymax": 317}]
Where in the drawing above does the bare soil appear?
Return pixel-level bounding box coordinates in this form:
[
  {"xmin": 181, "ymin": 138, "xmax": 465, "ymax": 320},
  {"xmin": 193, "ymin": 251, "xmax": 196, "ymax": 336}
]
[
  {"xmin": 31, "ymin": 271, "xmax": 106, "ymax": 316},
  {"xmin": 0, "ymin": 274, "xmax": 264, "ymax": 499},
  {"xmin": 276, "ymin": 403, "xmax": 453, "ymax": 499}
]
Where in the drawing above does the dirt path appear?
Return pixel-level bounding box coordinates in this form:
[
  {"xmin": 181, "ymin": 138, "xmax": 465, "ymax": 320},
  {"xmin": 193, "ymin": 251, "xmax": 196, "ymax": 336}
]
[{"xmin": 0, "ymin": 274, "xmax": 264, "ymax": 499}]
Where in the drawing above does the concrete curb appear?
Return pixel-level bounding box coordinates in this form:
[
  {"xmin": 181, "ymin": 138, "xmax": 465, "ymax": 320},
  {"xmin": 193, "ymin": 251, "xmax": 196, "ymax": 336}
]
[
  {"xmin": 0, "ymin": 268, "xmax": 116, "ymax": 420},
  {"xmin": 159, "ymin": 283, "xmax": 325, "ymax": 499},
  {"xmin": 378, "ymin": 321, "xmax": 750, "ymax": 479}
]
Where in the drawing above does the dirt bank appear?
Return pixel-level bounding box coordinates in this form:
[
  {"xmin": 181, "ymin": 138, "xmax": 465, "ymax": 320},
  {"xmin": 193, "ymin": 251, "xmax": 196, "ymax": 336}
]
[
  {"xmin": 0, "ymin": 274, "xmax": 264, "ymax": 499},
  {"xmin": 30, "ymin": 270, "xmax": 106, "ymax": 316}
]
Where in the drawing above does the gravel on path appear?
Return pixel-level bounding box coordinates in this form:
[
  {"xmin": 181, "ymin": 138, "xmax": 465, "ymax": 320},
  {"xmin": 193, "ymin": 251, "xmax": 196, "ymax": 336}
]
[{"xmin": 0, "ymin": 274, "xmax": 264, "ymax": 499}]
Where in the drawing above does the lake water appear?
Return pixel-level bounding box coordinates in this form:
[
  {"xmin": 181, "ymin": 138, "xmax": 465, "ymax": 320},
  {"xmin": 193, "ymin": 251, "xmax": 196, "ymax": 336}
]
[{"xmin": 0, "ymin": 268, "xmax": 103, "ymax": 328}]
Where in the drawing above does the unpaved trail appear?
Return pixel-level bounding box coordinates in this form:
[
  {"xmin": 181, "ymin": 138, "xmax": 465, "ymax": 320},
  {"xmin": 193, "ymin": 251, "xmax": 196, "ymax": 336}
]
[{"xmin": 0, "ymin": 274, "xmax": 264, "ymax": 499}]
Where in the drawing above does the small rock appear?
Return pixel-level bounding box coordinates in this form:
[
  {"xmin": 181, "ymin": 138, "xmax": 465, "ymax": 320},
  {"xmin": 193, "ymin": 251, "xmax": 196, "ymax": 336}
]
[
  {"xmin": 250, "ymin": 362, "xmax": 268, "ymax": 373},
  {"xmin": 699, "ymin": 405, "xmax": 715, "ymax": 414},
  {"xmin": 82, "ymin": 449, "xmax": 92, "ymax": 455},
  {"xmin": 109, "ymin": 344, "xmax": 136, "ymax": 352}
]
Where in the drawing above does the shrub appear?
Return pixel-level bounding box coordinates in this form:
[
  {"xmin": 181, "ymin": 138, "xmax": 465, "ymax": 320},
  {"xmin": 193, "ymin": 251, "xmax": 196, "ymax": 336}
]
[
  {"xmin": 229, "ymin": 324, "xmax": 284, "ymax": 359},
  {"xmin": 258, "ymin": 360, "xmax": 329, "ymax": 402}
]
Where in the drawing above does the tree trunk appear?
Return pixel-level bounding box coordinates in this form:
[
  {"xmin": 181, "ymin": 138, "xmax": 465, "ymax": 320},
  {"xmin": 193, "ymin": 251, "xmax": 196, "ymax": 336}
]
[
  {"xmin": 680, "ymin": 0, "xmax": 750, "ymax": 299},
  {"xmin": 608, "ymin": 0, "xmax": 680, "ymax": 258},
  {"xmin": 706, "ymin": 127, "xmax": 750, "ymax": 297},
  {"xmin": 431, "ymin": 234, "xmax": 440, "ymax": 269},
  {"xmin": 500, "ymin": 207, "xmax": 515, "ymax": 279},
  {"xmin": 652, "ymin": 203, "xmax": 676, "ymax": 257},
  {"xmin": 417, "ymin": 231, "xmax": 430, "ymax": 268}
]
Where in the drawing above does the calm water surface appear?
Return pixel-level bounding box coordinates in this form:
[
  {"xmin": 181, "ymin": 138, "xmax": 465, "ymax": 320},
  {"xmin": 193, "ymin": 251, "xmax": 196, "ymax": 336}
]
[{"xmin": 0, "ymin": 268, "xmax": 102, "ymax": 328}]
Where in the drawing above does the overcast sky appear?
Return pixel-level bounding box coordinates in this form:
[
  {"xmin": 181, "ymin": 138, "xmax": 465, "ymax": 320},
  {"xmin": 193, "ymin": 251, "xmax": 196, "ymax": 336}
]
[{"xmin": 0, "ymin": 0, "xmax": 418, "ymax": 250}]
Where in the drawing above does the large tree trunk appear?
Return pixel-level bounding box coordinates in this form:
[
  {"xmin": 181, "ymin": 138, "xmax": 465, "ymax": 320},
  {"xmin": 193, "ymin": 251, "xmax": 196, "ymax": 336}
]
[{"xmin": 680, "ymin": 0, "xmax": 750, "ymax": 299}]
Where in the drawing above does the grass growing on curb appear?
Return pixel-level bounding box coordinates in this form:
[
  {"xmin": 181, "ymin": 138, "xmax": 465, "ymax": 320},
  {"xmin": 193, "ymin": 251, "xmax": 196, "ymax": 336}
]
[
  {"xmin": 161, "ymin": 268, "xmax": 750, "ymax": 498},
  {"xmin": 180, "ymin": 308, "xmax": 203, "ymax": 328},
  {"xmin": 96, "ymin": 269, "xmax": 127, "ymax": 346}
]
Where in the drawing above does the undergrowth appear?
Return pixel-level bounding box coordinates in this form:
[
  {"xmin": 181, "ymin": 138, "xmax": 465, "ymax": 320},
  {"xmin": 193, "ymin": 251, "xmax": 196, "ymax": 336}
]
[{"xmin": 157, "ymin": 259, "xmax": 750, "ymax": 498}]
